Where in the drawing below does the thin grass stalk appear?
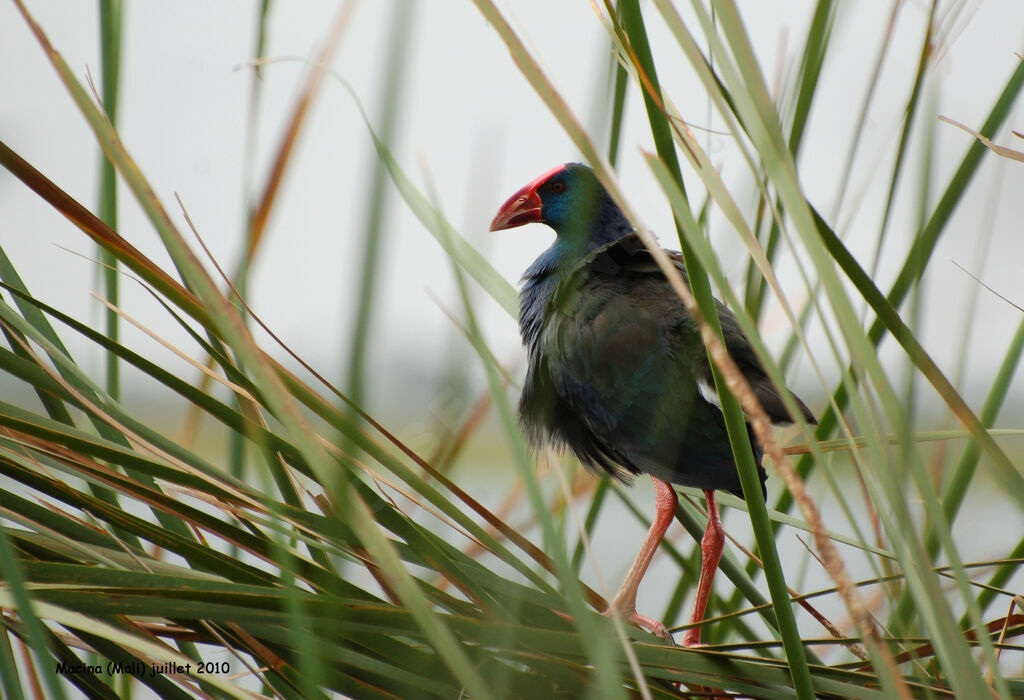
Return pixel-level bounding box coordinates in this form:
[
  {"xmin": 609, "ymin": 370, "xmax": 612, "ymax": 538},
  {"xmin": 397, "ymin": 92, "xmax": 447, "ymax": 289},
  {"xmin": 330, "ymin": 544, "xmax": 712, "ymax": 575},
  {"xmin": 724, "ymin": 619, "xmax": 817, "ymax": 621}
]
[
  {"xmin": 275, "ymin": 535, "xmax": 327, "ymax": 698},
  {"xmin": 342, "ymin": 0, "xmax": 415, "ymax": 444},
  {"xmin": 241, "ymin": 0, "xmax": 271, "ymax": 211},
  {"xmin": 224, "ymin": 0, "xmax": 274, "ymax": 550},
  {"xmin": 223, "ymin": 0, "xmax": 352, "ymax": 531},
  {"xmin": 743, "ymin": 0, "xmax": 836, "ymax": 320},
  {"xmin": 971, "ymin": 541, "xmax": 1024, "ymax": 627},
  {"xmin": 942, "ymin": 153, "xmax": 1009, "ymax": 429},
  {"xmin": 97, "ymin": 0, "xmax": 122, "ymax": 402},
  {"xmin": 607, "ymin": 3, "xmax": 629, "ymax": 169},
  {"xmin": 570, "ymin": 477, "xmax": 609, "ymax": 573},
  {"xmin": 828, "ymin": 0, "xmax": 903, "ymax": 221},
  {"xmin": 785, "ymin": 0, "xmax": 835, "ymax": 156},
  {"xmin": 887, "ymin": 78, "xmax": 938, "ymax": 628},
  {"xmin": 238, "ymin": 1, "xmax": 355, "ymax": 277},
  {"xmin": 868, "ymin": 0, "xmax": 938, "ymax": 279},
  {"xmin": 568, "ymin": 14, "xmax": 631, "ymax": 576}
]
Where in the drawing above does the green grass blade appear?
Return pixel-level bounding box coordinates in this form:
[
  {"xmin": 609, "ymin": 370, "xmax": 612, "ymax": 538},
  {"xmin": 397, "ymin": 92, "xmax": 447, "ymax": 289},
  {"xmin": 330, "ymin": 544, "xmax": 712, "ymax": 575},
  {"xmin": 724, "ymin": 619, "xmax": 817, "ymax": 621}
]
[
  {"xmin": 869, "ymin": 0, "xmax": 938, "ymax": 277},
  {"xmin": 786, "ymin": 0, "xmax": 836, "ymax": 155},
  {"xmin": 0, "ymin": 624, "xmax": 24, "ymax": 700},
  {"xmin": 97, "ymin": 0, "xmax": 123, "ymax": 402},
  {"xmin": 743, "ymin": 0, "xmax": 835, "ymax": 319},
  {"xmin": 343, "ymin": 0, "xmax": 415, "ymax": 418},
  {"xmin": 0, "ymin": 529, "xmax": 67, "ymax": 700}
]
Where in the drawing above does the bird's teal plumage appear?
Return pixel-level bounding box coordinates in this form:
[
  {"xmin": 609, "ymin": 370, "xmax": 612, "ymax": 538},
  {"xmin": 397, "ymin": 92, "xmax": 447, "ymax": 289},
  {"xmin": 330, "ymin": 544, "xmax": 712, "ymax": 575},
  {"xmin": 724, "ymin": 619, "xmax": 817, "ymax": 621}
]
[{"xmin": 515, "ymin": 164, "xmax": 814, "ymax": 498}]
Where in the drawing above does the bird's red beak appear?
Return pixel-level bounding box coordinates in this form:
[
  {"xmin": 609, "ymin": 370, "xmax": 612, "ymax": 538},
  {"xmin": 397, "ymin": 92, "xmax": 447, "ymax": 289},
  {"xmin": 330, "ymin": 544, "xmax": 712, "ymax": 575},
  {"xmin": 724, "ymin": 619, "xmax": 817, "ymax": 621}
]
[
  {"xmin": 489, "ymin": 187, "xmax": 542, "ymax": 231},
  {"xmin": 489, "ymin": 164, "xmax": 566, "ymax": 231}
]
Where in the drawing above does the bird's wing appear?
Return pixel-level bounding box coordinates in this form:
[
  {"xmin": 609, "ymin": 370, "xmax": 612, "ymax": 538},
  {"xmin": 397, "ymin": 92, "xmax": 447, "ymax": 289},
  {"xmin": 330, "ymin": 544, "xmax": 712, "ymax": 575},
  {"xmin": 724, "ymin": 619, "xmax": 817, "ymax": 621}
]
[
  {"xmin": 708, "ymin": 305, "xmax": 817, "ymax": 425},
  {"xmin": 541, "ymin": 238, "xmax": 746, "ymax": 487},
  {"xmin": 551, "ymin": 235, "xmax": 814, "ymax": 430}
]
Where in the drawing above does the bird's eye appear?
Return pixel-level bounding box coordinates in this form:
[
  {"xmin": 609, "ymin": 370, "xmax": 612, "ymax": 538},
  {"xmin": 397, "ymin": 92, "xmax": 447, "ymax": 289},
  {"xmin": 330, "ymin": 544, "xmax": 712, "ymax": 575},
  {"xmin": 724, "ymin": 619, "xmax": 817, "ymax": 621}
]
[{"xmin": 551, "ymin": 182, "xmax": 565, "ymax": 193}]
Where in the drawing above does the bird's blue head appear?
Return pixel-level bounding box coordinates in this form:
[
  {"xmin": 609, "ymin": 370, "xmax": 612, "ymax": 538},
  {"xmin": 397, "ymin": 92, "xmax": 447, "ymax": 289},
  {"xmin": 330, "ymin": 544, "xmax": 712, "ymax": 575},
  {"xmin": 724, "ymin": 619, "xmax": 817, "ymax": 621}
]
[{"xmin": 490, "ymin": 163, "xmax": 633, "ymax": 254}]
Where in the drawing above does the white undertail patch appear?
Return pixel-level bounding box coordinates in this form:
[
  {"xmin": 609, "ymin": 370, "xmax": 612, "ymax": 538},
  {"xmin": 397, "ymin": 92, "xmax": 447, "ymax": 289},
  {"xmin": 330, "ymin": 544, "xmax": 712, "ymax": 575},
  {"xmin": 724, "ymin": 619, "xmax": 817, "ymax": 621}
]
[{"xmin": 697, "ymin": 378, "xmax": 722, "ymax": 412}]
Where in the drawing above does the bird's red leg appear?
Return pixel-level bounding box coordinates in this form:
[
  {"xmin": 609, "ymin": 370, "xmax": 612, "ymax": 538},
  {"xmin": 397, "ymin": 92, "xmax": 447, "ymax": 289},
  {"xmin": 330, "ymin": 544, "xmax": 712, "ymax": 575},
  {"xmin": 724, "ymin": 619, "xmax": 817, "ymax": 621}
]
[
  {"xmin": 604, "ymin": 476, "xmax": 678, "ymax": 640},
  {"xmin": 682, "ymin": 489, "xmax": 724, "ymax": 647}
]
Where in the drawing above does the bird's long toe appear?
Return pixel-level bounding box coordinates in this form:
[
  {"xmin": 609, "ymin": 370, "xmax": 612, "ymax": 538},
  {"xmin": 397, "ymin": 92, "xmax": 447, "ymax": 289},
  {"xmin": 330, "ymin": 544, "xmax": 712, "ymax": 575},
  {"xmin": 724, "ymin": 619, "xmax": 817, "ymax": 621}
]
[{"xmin": 603, "ymin": 606, "xmax": 674, "ymax": 642}]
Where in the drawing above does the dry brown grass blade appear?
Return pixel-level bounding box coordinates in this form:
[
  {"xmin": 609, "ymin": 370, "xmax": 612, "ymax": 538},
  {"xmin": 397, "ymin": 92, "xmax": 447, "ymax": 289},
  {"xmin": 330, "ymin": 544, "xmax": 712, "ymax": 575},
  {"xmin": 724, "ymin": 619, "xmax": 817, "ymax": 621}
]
[
  {"xmin": 14, "ymin": 637, "xmax": 44, "ymax": 700},
  {"xmin": 93, "ymin": 293, "xmax": 256, "ymax": 402},
  {"xmin": 244, "ymin": 0, "xmax": 358, "ymax": 264},
  {"xmin": 939, "ymin": 115, "xmax": 1024, "ymax": 163},
  {"xmin": 858, "ymin": 613, "xmax": 1024, "ymax": 671},
  {"xmin": 181, "ymin": 0, "xmax": 356, "ymax": 441},
  {"xmin": 987, "ymin": 596, "xmax": 1022, "ymax": 687},
  {"xmin": 428, "ymin": 388, "xmax": 494, "ymax": 471},
  {"xmin": 0, "ymin": 140, "xmax": 207, "ymax": 327},
  {"xmin": 0, "ymin": 429, "xmax": 296, "ymax": 573}
]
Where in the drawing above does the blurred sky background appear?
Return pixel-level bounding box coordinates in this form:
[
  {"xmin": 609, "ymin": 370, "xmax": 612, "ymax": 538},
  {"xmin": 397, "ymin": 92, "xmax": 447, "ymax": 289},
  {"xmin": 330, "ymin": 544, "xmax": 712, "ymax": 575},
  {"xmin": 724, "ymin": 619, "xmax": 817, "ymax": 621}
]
[{"xmin": 2, "ymin": 0, "xmax": 1023, "ymax": 430}]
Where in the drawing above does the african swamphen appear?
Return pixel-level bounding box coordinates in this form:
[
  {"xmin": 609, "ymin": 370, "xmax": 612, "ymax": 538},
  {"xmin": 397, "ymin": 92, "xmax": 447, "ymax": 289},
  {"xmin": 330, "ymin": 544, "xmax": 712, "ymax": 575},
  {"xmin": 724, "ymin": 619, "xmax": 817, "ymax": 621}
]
[{"xmin": 491, "ymin": 163, "xmax": 815, "ymax": 646}]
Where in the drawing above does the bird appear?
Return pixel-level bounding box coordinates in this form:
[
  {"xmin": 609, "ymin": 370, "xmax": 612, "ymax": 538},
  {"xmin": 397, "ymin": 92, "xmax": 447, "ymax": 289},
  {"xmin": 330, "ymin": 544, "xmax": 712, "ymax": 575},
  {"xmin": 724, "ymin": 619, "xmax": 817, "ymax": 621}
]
[{"xmin": 490, "ymin": 162, "xmax": 815, "ymax": 646}]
